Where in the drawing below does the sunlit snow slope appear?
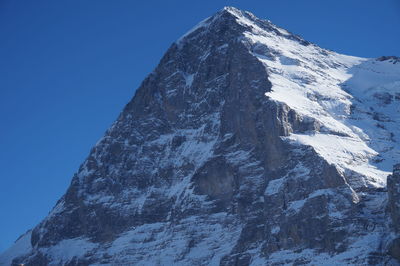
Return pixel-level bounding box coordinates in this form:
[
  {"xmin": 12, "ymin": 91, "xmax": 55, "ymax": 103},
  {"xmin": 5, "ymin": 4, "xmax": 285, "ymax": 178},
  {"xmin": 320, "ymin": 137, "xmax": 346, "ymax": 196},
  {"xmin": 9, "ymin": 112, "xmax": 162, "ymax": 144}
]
[
  {"xmin": 1, "ymin": 6, "xmax": 399, "ymax": 266},
  {"xmin": 228, "ymin": 7, "xmax": 400, "ymax": 189}
]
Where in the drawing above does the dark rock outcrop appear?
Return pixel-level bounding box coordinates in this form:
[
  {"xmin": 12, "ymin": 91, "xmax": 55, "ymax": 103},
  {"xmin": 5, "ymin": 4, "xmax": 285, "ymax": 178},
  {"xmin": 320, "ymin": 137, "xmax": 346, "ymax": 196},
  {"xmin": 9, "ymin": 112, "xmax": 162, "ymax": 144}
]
[
  {"xmin": 1, "ymin": 6, "xmax": 399, "ymax": 266},
  {"xmin": 388, "ymin": 164, "xmax": 400, "ymax": 261}
]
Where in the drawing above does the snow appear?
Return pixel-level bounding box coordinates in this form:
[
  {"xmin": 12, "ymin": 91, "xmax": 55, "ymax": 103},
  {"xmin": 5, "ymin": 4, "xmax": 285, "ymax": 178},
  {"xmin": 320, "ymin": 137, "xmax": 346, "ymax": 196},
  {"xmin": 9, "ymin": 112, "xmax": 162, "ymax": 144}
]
[
  {"xmin": 176, "ymin": 5, "xmax": 399, "ymax": 191},
  {"xmin": 236, "ymin": 14, "xmax": 399, "ymax": 189},
  {"xmin": 287, "ymin": 133, "xmax": 387, "ymax": 187},
  {"xmin": 3, "ymin": 7, "xmax": 399, "ymax": 266},
  {"xmin": 255, "ymin": 231, "xmax": 384, "ymax": 265},
  {"xmin": 47, "ymin": 200, "xmax": 65, "ymax": 217},
  {"xmin": 103, "ymin": 213, "xmax": 241, "ymax": 265},
  {"xmin": 0, "ymin": 230, "xmax": 32, "ymax": 266},
  {"xmin": 271, "ymin": 226, "xmax": 280, "ymax": 234},
  {"xmin": 45, "ymin": 238, "xmax": 98, "ymax": 265},
  {"xmin": 183, "ymin": 72, "xmax": 194, "ymax": 87},
  {"xmin": 0, "ymin": 235, "xmax": 98, "ymax": 266},
  {"xmin": 224, "ymin": 148, "xmax": 252, "ymax": 165},
  {"xmin": 265, "ymin": 177, "xmax": 285, "ymax": 196},
  {"xmin": 265, "ymin": 162, "xmax": 310, "ymax": 196},
  {"xmin": 176, "ymin": 16, "xmax": 212, "ymax": 44},
  {"xmin": 287, "ymin": 189, "xmax": 333, "ymax": 214}
]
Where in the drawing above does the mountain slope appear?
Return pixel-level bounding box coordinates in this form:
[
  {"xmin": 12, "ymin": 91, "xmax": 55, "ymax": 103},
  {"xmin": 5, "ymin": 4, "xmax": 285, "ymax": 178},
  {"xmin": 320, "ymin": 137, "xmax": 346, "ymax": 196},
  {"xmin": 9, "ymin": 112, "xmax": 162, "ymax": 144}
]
[{"xmin": 1, "ymin": 6, "xmax": 400, "ymax": 265}]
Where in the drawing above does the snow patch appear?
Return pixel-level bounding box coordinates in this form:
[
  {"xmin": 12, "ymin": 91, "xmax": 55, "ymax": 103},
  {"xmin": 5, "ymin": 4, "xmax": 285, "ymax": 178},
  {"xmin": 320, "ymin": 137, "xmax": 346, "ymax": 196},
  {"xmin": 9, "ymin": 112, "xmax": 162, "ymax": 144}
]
[{"xmin": 0, "ymin": 231, "xmax": 32, "ymax": 266}]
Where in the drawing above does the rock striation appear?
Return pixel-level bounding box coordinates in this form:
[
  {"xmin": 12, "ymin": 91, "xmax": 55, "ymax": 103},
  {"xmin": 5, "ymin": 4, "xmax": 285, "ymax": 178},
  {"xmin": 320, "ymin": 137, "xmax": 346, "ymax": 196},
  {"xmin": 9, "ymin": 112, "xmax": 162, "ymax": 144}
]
[
  {"xmin": 388, "ymin": 164, "xmax": 400, "ymax": 261},
  {"xmin": 1, "ymin": 6, "xmax": 400, "ymax": 266}
]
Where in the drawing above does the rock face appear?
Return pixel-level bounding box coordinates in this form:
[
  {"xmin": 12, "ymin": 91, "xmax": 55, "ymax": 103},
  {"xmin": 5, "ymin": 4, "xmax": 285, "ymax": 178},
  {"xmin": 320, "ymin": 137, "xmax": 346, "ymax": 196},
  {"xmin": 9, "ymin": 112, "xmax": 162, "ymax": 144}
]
[
  {"xmin": 388, "ymin": 165, "xmax": 400, "ymax": 231},
  {"xmin": 388, "ymin": 164, "xmax": 400, "ymax": 261},
  {"xmin": 1, "ymin": 6, "xmax": 400, "ymax": 265}
]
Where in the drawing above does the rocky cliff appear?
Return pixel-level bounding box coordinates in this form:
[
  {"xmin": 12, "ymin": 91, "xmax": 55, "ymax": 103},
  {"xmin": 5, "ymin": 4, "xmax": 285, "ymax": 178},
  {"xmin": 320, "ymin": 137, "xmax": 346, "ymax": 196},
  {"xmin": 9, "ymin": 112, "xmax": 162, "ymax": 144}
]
[
  {"xmin": 388, "ymin": 164, "xmax": 400, "ymax": 261},
  {"xmin": 1, "ymin": 7, "xmax": 400, "ymax": 265}
]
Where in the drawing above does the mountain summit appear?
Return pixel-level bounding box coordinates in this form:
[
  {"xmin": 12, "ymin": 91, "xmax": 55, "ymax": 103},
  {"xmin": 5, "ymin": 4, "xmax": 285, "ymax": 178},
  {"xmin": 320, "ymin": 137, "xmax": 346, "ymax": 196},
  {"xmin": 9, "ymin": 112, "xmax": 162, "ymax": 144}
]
[{"xmin": 2, "ymin": 6, "xmax": 400, "ymax": 265}]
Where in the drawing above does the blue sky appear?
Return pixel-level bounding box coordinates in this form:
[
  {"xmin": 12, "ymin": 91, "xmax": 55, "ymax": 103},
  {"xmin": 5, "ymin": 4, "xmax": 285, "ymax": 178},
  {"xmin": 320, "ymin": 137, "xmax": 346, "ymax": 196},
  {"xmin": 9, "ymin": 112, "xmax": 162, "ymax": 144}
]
[{"xmin": 0, "ymin": 0, "xmax": 399, "ymax": 252}]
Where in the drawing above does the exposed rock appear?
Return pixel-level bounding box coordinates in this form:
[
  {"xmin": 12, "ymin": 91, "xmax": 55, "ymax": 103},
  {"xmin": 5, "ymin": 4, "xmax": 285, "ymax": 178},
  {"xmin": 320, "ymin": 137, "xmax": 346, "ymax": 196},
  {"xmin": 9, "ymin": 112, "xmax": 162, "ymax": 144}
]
[
  {"xmin": 377, "ymin": 56, "xmax": 400, "ymax": 64},
  {"xmin": 388, "ymin": 164, "xmax": 400, "ymax": 232},
  {"xmin": 388, "ymin": 164, "xmax": 400, "ymax": 261},
  {"xmin": 1, "ymin": 6, "xmax": 400, "ymax": 266}
]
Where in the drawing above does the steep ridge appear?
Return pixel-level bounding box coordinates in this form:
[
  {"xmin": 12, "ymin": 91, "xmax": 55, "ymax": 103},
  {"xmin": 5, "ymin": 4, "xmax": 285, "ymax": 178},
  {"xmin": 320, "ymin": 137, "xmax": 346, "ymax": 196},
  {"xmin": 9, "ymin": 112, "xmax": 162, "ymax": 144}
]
[{"xmin": 1, "ymin": 7, "xmax": 399, "ymax": 265}]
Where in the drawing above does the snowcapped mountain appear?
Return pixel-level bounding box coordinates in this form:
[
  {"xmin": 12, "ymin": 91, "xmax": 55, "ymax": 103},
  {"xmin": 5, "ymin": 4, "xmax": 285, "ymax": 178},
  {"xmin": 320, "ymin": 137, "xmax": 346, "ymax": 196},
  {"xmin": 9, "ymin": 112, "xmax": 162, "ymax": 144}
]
[{"xmin": 1, "ymin": 6, "xmax": 400, "ymax": 265}]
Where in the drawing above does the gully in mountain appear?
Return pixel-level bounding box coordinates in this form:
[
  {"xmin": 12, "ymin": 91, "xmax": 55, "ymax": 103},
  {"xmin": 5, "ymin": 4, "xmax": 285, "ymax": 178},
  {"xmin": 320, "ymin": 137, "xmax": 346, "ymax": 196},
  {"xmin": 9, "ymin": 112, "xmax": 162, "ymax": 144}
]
[{"xmin": 1, "ymin": 7, "xmax": 399, "ymax": 266}]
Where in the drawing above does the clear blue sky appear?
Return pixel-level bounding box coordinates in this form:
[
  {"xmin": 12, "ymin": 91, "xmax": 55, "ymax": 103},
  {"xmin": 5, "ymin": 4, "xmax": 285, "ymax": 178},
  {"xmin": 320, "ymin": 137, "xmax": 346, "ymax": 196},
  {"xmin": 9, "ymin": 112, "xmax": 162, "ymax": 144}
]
[{"xmin": 0, "ymin": 0, "xmax": 399, "ymax": 252}]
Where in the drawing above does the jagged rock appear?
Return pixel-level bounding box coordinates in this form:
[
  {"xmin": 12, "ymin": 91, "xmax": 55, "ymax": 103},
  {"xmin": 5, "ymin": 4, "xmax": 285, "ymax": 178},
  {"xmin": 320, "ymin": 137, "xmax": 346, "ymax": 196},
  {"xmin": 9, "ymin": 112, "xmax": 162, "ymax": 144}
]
[
  {"xmin": 1, "ymin": 6, "xmax": 400, "ymax": 266},
  {"xmin": 377, "ymin": 56, "xmax": 400, "ymax": 64},
  {"xmin": 388, "ymin": 164, "xmax": 400, "ymax": 261},
  {"xmin": 388, "ymin": 164, "xmax": 400, "ymax": 232}
]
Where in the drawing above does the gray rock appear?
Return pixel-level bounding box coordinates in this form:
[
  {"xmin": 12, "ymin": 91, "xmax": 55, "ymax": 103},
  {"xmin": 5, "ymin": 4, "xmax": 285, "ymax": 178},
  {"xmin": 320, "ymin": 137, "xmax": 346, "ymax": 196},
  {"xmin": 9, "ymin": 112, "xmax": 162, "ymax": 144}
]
[
  {"xmin": 1, "ymin": 6, "xmax": 399, "ymax": 266},
  {"xmin": 388, "ymin": 164, "xmax": 400, "ymax": 261}
]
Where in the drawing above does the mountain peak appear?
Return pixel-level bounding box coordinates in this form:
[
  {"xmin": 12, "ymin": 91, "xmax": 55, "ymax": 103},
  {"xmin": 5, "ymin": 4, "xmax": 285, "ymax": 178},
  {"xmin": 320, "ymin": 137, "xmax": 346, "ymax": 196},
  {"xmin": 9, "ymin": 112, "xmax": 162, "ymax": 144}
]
[
  {"xmin": 176, "ymin": 6, "xmax": 246, "ymax": 45},
  {"xmin": 221, "ymin": 6, "xmax": 242, "ymax": 14},
  {"xmin": 177, "ymin": 6, "xmax": 310, "ymax": 49},
  {"xmin": 2, "ymin": 6, "xmax": 400, "ymax": 266},
  {"xmin": 219, "ymin": 6, "xmax": 252, "ymax": 19}
]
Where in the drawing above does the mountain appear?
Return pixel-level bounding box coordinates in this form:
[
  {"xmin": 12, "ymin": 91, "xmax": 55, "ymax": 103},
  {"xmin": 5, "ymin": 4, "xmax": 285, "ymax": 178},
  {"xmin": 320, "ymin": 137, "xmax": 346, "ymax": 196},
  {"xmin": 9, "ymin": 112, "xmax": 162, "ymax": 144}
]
[{"xmin": 1, "ymin": 6, "xmax": 400, "ymax": 265}]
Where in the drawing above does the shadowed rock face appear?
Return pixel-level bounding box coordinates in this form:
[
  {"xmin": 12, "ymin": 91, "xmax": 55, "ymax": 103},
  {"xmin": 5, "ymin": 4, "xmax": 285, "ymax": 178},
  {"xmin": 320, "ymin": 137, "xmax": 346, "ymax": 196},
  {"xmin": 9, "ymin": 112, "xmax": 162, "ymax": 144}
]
[
  {"xmin": 388, "ymin": 164, "xmax": 400, "ymax": 260},
  {"xmin": 3, "ymin": 7, "xmax": 400, "ymax": 266},
  {"xmin": 388, "ymin": 165, "xmax": 400, "ymax": 232}
]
